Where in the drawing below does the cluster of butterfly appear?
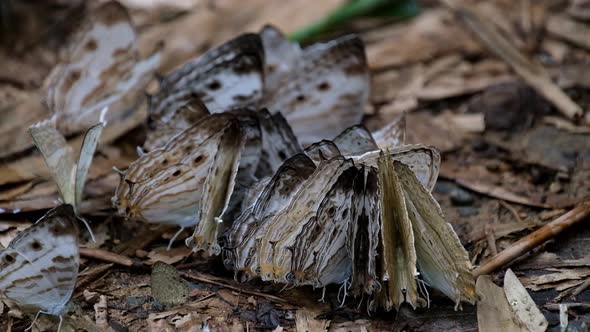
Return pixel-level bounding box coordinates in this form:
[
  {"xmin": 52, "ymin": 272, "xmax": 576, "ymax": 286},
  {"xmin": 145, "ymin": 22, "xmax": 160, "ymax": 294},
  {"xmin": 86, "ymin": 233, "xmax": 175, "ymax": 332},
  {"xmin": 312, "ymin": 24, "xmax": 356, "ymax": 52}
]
[{"xmin": 0, "ymin": 2, "xmax": 475, "ymax": 330}]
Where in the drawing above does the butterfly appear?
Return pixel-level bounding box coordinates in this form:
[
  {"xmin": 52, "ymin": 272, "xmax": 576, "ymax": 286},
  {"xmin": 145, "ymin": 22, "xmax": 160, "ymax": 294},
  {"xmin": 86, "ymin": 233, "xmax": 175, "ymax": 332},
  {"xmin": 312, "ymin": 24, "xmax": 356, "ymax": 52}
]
[
  {"xmin": 113, "ymin": 113, "xmax": 243, "ymax": 254},
  {"xmin": 0, "ymin": 204, "xmax": 79, "ymax": 331},
  {"xmin": 117, "ymin": 104, "xmax": 304, "ymax": 252},
  {"xmin": 44, "ymin": 1, "xmax": 160, "ymax": 138},
  {"xmin": 259, "ymin": 26, "xmax": 369, "ymax": 145},
  {"xmin": 145, "ymin": 33, "xmax": 265, "ymax": 152},
  {"xmin": 29, "ymin": 110, "xmax": 106, "ymax": 241},
  {"xmin": 224, "ymin": 125, "xmax": 475, "ymax": 311},
  {"xmin": 145, "ymin": 26, "xmax": 368, "ymax": 149}
]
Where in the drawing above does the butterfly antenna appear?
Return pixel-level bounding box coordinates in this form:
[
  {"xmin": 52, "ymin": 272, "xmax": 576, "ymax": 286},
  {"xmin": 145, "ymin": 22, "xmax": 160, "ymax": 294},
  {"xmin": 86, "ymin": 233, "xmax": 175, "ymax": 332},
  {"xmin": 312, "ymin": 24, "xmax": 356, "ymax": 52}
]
[
  {"xmin": 99, "ymin": 106, "xmax": 109, "ymax": 125},
  {"xmin": 57, "ymin": 315, "xmax": 64, "ymax": 332},
  {"xmin": 167, "ymin": 226, "xmax": 185, "ymax": 251},
  {"xmin": 77, "ymin": 215, "xmax": 96, "ymax": 243}
]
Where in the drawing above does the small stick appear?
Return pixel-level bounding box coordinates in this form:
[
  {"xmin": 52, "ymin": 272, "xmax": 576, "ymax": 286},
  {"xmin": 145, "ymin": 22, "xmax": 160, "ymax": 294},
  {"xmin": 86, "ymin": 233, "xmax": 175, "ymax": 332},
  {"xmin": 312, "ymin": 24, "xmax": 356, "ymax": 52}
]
[
  {"xmin": 473, "ymin": 200, "xmax": 590, "ymax": 277},
  {"xmin": 180, "ymin": 271, "xmax": 288, "ymax": 304},
  {"xmin": 80, "ymin": 248, "xmax": 134, "ymax": 267},
  {"xmin": 571, "ymin": 277, "xmax": 590, "ymax": 298},
  {"xmin": 499, "ymin": 200, "xmax": 523, "ymax": 224},
  {"xmin": 484, "ymin": 224, "xmax": 498, "ymax": 256}
]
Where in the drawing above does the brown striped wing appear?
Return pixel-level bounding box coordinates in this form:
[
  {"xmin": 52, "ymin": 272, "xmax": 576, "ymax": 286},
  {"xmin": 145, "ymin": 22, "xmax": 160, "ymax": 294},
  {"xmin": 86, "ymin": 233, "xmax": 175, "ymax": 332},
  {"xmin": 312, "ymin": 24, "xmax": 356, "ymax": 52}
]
[
  {"xmin": 291, "ymin": 164, "xmax": 361, "ymax": 287},
  {"xmin": 347, "ymin": 166, "xmax": 380, "ymax": 297},
  {"xmin": 114, "ymin": 113, "xmax": 242, "ymax": 228},
  {"xmin": 224, "ymin": 153, "xmax": 317, "ymax": 278},
  {"xmin": 236, "ymin": 157, "xmax": 356, "ymax": 284},
  {"xmin": 0, "ymin": 205, "xmax": 79, "ymax": 316}
]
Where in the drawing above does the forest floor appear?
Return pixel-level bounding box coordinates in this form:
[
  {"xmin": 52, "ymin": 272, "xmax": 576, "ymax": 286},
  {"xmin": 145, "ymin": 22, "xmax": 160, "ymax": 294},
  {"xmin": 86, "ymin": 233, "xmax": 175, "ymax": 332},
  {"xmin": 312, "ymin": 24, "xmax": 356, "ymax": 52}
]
[{"xmin": 1, "ymin": 0, "xmax": 590, "ymax": 331}]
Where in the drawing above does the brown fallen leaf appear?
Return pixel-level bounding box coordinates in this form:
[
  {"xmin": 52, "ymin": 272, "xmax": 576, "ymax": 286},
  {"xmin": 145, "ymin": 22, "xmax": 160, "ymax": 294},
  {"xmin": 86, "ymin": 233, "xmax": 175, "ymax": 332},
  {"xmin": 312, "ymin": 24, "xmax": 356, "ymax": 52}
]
[
  {"xmin": 476, "ymin": 275, "xmax": 524, "ymax": 332},
  {"xmin": 296, "ymin": 310, "xmax": 330, "ymax": 332},
  {"xmin": 519, "ymin": 268, "xmax": 590, "ymax": 288},
  {"xmin": 503, "ymin": 269, "xmax": 548, "ymax": 331},
  {"xmin": 146, "ymin": 246, "xmax": 193, "ymax": 265}
]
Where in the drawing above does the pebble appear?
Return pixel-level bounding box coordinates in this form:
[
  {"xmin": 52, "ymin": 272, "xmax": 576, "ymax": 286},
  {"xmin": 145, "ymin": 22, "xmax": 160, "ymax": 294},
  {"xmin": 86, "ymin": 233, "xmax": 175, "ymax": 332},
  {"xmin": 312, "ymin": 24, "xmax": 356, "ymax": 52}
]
[{"xmin": 450, "ymin": 188, "xmax": 474, "ymax": 206}]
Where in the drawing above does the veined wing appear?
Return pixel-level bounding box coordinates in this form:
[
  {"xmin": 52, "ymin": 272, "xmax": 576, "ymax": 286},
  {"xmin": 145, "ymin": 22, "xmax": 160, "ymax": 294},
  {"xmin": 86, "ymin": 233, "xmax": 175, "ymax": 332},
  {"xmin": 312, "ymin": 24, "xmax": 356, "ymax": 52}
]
[
  {"xmin": 262, "ymin": 35, "xmax": 368, "ymax": 145},
  {"xmin": 46, "ymin": 1, "xmax": 159, "ymax": 136},
  {"xmin": 114, "ymin": 113, "xmax": 242, "ymax": 229},
  {"xmin": 372, "ymin": 153, "xmax": 421, "ymax": 311},
  {"xmin": 0, "ymin": 205, "xmax": 79, "ymax": 316},
  {"xmin": 255, "ymin": 109, "xmax": 302, "ymax": 178},
  {"xmin": 354, "ymin": 144, "xmax": 441, "ymax": 191},
  {"xmin": 395, "ymin": 161, "xmax": 476, "ymax": 307},
  {"xmin": 187, "ymin": 119, "xmax": 243, "ymax": 255},
  {"xmin": 225, "ymin": 154, "xmax": 316, "ymax": 277},
  {"xmin": 149, "ymin": 33, "xmax": 264, "ymax": 117},
  {"xmin": 333, "ymin": 125, "xmax": 378, "ymax": 156}
]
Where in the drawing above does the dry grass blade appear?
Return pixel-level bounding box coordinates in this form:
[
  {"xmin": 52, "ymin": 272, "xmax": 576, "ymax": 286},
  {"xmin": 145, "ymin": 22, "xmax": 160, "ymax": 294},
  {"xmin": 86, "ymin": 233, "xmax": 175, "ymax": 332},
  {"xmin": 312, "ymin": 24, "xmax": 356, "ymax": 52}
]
[{"xmin": 441, "ymin": 0, "xmax": 583, "ymax": 120}]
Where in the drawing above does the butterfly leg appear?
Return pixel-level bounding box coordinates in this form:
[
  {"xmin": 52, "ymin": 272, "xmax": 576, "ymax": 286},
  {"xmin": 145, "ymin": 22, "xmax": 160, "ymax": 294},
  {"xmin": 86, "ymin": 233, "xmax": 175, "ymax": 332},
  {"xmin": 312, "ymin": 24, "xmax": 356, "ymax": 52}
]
[
  {"xmin": 167, "ymin": 226, "xmax": 185, "ymax": 251},
  {"xmin": 337, "ymin": 279, "xmax": 351, "ymax": 308},
  {"xmin": 417, "ymin": 278, "xmax": 431, "ymax": 308},
  {"xmin": 77, "ymin": 215, "xmax": 97, "ymax": 242},
  {"xmin": 24, "ymin": 310, "xmax": 53, "ymax": 331},
  {"xmin": 24, "ymin": 311, "xmax": 42, "ymax": 331},
  {"xmin": 318, "ymin": 286, "xmax": 327, "ymax": 303}
]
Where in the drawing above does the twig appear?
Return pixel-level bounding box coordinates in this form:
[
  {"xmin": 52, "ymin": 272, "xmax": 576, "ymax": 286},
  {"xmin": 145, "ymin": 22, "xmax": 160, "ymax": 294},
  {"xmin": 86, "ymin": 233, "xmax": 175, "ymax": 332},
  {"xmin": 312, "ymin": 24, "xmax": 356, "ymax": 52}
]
[
  {"xmin": 473, "ymin": 200, "xmax": 590, "ymax": 277},
  {"xmin": 484, "ymin": 224, "xmax": 498, "ymax": 256},
  {"xmin": 499, "ymin": 200, "xmax": 523, "ymax": 224},
  {"xmin": 180, "ymin": 271, "xmax": 288, "ymax": 304},
  {"xmin": 80, "ymin": 248, "xmax": 134, "ymax": 267},
  {"xmin": 571, "ymin": 277, "xmax": 590, "ymax": 298}
]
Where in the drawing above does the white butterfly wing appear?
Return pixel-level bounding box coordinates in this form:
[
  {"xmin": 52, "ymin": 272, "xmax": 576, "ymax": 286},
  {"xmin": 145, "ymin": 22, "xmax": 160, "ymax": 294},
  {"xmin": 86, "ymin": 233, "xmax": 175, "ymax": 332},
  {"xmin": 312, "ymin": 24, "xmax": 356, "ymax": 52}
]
[
  {"xmin": 29, "ymin": 118, "xmax": 76, "ymax": 207},
  {"xmin": 0, "ymin": 205, "xmax": 79, "ymax": 316},
  {"xmin": 263, "ymin": 35, "xmax": 369, "ymax": 145},
  {"xmin": 354, "ymin": 144, "xmax": 441, "ymax": 191},
  {"xmin": 150, "ymin": 34, "xmax": 264, "ymax": 116},
  {"xmin": 75, "ymin": 121, "xmax": 105, "ymax": 209},
  {"xmin": 373, "ymin": 114, "xmax": 407, "ymax": 149},
  {"xmin": 259, "ymin": 25, "xmax": 302, "ymax": 89},
  {"xmin": 332, "ymin": 125, "xmax": 378, "ymax": 156},
  {"xmin": 45, "ymin": 2, "xmax": 159, "ymax": 135}
]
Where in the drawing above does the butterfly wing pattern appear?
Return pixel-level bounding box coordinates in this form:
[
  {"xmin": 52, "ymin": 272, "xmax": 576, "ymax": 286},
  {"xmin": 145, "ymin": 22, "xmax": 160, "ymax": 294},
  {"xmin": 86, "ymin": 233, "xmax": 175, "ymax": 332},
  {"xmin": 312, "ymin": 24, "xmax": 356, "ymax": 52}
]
[
  {"xmin": 45, "ymin": 1, "xmax": 160, "ymax": 137},
  {"xmin": 223, "ymin": 126, "xmax": 475, "ymax": 310},
  {"xmin": 0, "ymin": 205, "xmax": 79, "ymax": 327},
  {"xmin": 261, "ymin": 28, "xmax": 369, "ymax": 145},
  {"xmin": 104, "ymin": 24, "xmax": 475, "ymax": 312}
]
